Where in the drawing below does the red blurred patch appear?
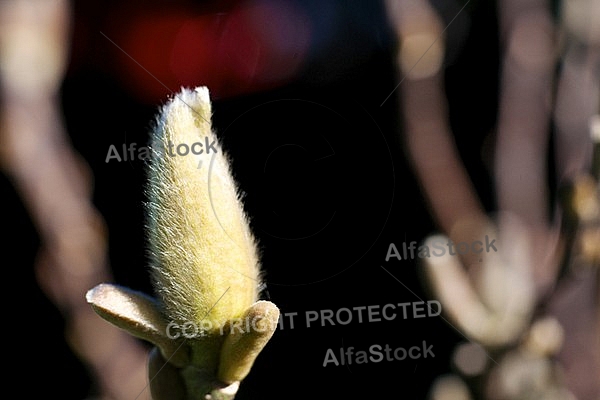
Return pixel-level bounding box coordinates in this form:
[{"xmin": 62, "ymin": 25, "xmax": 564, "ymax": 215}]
[{"xmin": 110, "ymin": 1, "xmax": 311, "ymax": 103}]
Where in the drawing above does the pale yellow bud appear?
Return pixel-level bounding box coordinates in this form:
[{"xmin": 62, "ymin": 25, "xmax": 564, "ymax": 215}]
[{"xmin": 147, "ymin": 86, "xmax": 261, "ymax": 331}]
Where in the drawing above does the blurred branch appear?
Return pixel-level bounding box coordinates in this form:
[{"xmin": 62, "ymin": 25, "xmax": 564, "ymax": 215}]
[
  {"xmin": 0, "ymin": 1, "xmax": 148, "ymax": 399},
  {"xmin": 385, "ymin": 0, "xmax": 599, "ymax": 398},
  {"xmin": 384, "ymin": 0, "xmax": 490, "ymax": 282},
  {"xmin": 495, "ymin": 0, "xmax": 558, "ymax": 296}
]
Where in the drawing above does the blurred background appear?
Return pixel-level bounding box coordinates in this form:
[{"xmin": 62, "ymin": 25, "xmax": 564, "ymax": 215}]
[{"xmin": 1, "ymin": 0, "xmax": 598, "ymax": 399}]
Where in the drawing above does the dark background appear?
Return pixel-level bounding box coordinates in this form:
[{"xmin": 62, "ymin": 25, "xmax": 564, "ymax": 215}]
[{"xmin": 4, "ymin": 0, "xmax": 503, "ymax": 398}]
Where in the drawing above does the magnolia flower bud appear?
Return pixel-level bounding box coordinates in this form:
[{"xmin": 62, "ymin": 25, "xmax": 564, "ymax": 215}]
[
  {"xmin": 87, "ymin": 87, "xmax": 279, "ymax": 400},
  {"xmin": 146, "ymin": 86, "xmax": 261, "ymax": 330}
]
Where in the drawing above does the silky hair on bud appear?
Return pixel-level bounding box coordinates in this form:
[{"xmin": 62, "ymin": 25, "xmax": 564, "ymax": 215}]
[{"xmin": 145, "ymin": 87, "xmax": 261, "ymax": 331}]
